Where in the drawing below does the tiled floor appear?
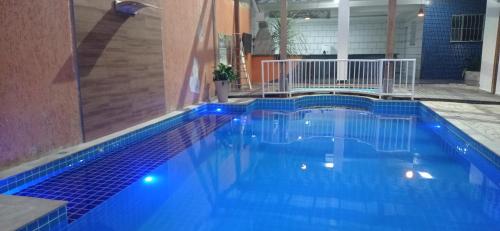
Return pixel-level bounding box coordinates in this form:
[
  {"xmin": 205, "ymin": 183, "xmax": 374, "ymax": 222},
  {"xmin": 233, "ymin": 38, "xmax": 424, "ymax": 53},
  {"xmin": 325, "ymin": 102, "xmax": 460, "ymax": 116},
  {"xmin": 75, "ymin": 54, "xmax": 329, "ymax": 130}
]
[
  {"xmin": 14, "ymin": 115, "xmax": 233, "ymax": 222},
  {"xmin": 414, "ymin": 84, "xmax": 500, "ymax": 103},
  {"xmin": 421, "ymin": 101, "xmax": 500, "ymax": 156}
]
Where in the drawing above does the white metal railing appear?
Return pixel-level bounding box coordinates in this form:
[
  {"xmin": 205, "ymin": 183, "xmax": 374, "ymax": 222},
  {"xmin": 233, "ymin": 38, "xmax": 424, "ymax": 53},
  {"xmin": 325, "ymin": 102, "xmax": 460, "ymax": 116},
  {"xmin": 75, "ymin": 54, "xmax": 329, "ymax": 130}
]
[{"xmin": 261, "ymin": 59, "xmax": 416, "ymax": 99}]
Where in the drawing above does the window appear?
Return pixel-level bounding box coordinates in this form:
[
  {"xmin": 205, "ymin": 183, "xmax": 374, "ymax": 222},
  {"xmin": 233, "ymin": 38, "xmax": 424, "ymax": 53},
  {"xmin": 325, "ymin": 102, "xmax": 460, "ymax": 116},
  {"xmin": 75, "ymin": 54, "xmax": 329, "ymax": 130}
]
[{"xmin": 451, "ymin": 14, "xmax": 484, "ymax": 42}]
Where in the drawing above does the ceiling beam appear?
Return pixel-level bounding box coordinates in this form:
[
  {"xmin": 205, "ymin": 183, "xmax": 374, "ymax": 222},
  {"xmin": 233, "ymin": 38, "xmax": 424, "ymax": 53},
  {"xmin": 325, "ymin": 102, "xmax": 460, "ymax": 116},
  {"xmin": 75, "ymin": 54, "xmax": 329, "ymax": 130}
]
[{"xmin": 258, "ymin": 0, "xmax": 423, "ymax": 12}]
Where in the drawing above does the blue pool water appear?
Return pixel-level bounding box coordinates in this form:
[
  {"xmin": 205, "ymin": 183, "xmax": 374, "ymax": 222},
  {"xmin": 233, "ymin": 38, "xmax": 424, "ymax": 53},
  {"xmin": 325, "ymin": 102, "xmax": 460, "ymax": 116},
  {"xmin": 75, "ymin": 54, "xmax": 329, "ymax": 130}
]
[{"xmin": 12, "ymin": 106, "xmax": 500, "ymax": 230}]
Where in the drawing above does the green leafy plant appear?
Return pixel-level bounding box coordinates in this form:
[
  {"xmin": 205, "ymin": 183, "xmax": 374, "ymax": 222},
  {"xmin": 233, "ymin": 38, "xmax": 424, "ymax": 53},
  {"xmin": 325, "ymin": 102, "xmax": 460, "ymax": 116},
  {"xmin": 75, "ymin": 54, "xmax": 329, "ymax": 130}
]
[
  {"xmin": 270, "ymin": 18, "xmax": 307, "ymax": 55},
  {"xmin": 213, "ymin": 63, "xmax": 237, "ymax": 82}
]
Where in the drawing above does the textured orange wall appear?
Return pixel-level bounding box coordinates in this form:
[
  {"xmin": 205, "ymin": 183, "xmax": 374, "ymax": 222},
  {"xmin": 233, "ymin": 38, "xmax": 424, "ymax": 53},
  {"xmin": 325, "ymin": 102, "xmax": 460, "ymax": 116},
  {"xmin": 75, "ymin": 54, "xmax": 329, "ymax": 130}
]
[
  {"xmin": 163, "ymin": 0, "xmax": 214, "ymax": 111},
  {"xmin": 162, "ymin": 0, "xmax": 251, "ymax": 111},
  {"xmin": 0, "ymin": 0, "xmax": 252, "ymax": 169},
  {"xmin": 0, "ymin": 1, "xmax": 82, "ymax": 169},
  {"xmin": 216, "ymin": 1, "xmax": 252, "ymax": 82},
  {"xmin": 216, "ymin": 1, "xmax": 251, "ymax": 34},
  {"xmin": 251, "ymin": 55, "xmax": 277, "ymax": 84}
]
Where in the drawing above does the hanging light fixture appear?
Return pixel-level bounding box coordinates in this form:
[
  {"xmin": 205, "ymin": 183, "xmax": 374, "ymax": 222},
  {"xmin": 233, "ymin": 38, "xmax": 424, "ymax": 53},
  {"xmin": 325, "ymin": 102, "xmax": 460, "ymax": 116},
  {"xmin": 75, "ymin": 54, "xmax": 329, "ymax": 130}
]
[
  {"xmin": 417, "ymin": 0, "xmax": 425, "ymax": 17},
  {"xmin": 417, "ymin": 5, "xmax": 425, "ymax": 17}
]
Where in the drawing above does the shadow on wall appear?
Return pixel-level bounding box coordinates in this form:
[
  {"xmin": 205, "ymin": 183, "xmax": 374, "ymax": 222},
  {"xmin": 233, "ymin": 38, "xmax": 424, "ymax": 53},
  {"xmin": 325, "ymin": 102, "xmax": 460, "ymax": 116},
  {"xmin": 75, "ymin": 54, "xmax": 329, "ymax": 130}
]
[
  {"xmin": 77, "ymin": 10, "xmax": 129, "ymax": 78},
  {"xmin": 174, "ymin": 0, "xmax": 215, "ymax": 109},
  {"xmin": 53, "ymin": 58, "xmax": 77, "ymax": 83},
  {"xmin": 53, "ymin": 10, "xmax": 129, "ymax": 84}
]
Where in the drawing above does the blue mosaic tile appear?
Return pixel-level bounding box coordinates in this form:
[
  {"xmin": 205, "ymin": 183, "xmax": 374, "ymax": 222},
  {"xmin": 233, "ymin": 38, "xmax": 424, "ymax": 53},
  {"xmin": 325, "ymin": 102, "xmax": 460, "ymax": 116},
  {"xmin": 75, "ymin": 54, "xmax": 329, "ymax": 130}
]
[
  {"xmin": 0, "ymin": 106, "xmax": 214, "ymax": 194},
  {"xmin": 13, "ymin": 115, "xmax": 234, "ymax": 223},
  {"xmin": 15, "ymin": 205, "xmax": 67, "ymax": 231},
  {"xmin": 248, "ymin": 95, "xmax": 418, "ymax": 115},
  {"xmin": 421, "ymin": 0, "xmax": 486, "ymax": 80},
  {"xmin": 3, "ymin": 94, "xmax": 499, "ymax": 229},
  {"xmin": 0, "ymin": 95, "xmax": 480, "ymax": 196}
]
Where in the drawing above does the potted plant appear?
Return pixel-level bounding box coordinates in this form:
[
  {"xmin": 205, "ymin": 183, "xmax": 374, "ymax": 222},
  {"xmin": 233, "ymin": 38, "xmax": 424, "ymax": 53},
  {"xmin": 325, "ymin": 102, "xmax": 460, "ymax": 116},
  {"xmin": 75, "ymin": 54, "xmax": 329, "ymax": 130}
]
[{"xmin": 213, "ymin": 63, "xmax": 237, "ymax": 103}]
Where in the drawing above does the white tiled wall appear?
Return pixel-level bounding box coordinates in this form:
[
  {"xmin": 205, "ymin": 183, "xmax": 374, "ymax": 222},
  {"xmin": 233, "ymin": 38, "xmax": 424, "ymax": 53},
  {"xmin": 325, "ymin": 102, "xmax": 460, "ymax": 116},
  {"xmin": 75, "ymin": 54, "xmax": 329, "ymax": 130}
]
[
  {"xmin": 289, "ymin": 16, "xmax": 423, "ymax": 57},
  {"xmin": 254, "ymin": 14, "xmax": 424, "ymax": 78},
  {"xmin": 395, "ymin": 15, "xmax": 424, "ymax": 79},
  {"xmin": 287, "ymin": 17, "xmax": 390, "ymax": 55},
  {"xmin": 349, "ymin": 18, "xmax": 389, "ymax": 55},
  {"xmin": 293, "ymin": 19, "xmax": 338, "ymax": 54},
  {"xmin": 295, "ymin": 16, "xmax": 423, "ymax": 78}
]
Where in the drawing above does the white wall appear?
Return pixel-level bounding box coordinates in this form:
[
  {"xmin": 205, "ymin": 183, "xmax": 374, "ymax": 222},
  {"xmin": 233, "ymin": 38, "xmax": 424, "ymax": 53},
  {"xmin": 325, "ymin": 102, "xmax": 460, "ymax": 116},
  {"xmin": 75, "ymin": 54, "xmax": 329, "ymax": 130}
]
[
  {"xmin": 395, "ymin": 15, "xmax": 424, "ymax": 80},
  {"xmin": 290, "ymin": 16, "xmax": 423, "ymax": 78},
  {"xmin": 291, "ymin": 17, "xmax": 390, "ymax": 55},
  {"xmin": 252, "ymin": 10, "xmax": 424, "ymax": 78},
  {"xmin": 480, "ymin": 0, "xmax": 500, "ymax": 94}
]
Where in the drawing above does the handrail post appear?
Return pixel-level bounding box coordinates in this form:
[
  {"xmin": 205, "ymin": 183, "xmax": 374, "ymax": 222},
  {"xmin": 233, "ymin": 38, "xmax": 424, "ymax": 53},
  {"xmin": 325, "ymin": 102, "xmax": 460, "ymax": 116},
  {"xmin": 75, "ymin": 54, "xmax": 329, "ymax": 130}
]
[
  {"xmin": 288, "ymin": 60, "xmax": 292, "ymax": 97},
  {"xmin": 411, "ymin": 59, "xmax": 416, "ymax": 100},
  {"xmin": 261, "ymin": 61, "xmax": 265, "ymax": 98},
  {"xmin": 378, "ymin": 60, "xmax": 383, "ymax": 99}
]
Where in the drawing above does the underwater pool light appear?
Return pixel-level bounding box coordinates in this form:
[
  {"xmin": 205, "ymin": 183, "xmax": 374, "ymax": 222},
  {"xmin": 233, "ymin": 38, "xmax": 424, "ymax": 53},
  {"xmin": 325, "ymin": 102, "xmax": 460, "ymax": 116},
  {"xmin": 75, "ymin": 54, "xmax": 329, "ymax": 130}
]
[
  {"xmin": 215, "ymin": 108, "xmax": 222, "ymax": 112},
  {"xmin": 143, "ymin": 175, "xmax": 156, "ymax": 184},
  {"xmin": 433, "ymin": 125, "xmax": 441, "ymax": 129},
  {"xmin": 324, "ymin": 162, "xmax": 334, "ymax": 169},
  {"xmin": 405, "ymin": 170, "xmax": 414, "ymax": 179},
  {"xmin": 300, "ymin": 163, "xmax": 307, "ymax": 170}
]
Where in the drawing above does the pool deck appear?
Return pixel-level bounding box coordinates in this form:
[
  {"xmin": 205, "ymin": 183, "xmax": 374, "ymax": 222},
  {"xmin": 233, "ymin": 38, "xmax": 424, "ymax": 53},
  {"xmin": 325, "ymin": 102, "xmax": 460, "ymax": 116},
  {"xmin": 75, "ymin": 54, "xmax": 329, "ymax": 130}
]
[
  {"xmin": 414, "ymin": 83, "xmax": 500, "ymax": 103},
  {"xmin": 0, "ymin": 195, "xmax": 66, "ymax": 231},
  {"xmin": 421, "ymin": 101, "xmax": 500, "ymax": 156}
]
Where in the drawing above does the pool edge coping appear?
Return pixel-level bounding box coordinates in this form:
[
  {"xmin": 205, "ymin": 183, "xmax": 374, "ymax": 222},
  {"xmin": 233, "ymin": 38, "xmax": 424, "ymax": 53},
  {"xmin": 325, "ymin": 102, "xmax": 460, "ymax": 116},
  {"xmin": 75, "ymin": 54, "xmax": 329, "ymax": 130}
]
[{"xmin": 0, "ymin": 194, "xmax": 67, "ymax": 231}]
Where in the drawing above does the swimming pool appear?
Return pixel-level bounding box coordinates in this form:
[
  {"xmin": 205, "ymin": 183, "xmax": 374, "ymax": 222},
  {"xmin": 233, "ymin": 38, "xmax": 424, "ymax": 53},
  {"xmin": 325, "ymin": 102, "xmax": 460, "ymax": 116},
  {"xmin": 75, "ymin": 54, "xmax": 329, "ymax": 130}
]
[{"xmin": 2, "ymin": 96, "xmax": 500, "ymax": 230}]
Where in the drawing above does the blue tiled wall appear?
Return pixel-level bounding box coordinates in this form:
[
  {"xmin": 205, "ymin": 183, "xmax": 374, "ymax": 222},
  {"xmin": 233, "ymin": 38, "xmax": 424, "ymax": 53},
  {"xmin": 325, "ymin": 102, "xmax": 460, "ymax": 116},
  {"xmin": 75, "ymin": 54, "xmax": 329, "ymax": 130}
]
[
  {"xmin": 16, "ymin": 206, "xmax": 67, "ymax": 231},
  {"xmin": 421, "ymin": 0, "xmax": 486, "ymax": 80}
]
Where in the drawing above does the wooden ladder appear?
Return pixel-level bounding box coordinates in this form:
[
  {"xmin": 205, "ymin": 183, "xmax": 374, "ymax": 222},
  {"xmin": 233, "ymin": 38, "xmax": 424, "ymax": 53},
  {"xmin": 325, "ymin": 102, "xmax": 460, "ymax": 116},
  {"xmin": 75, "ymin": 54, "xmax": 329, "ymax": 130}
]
[{"xmin": 232, "ymin": 36, "xmax": 252, "ymax": 90}]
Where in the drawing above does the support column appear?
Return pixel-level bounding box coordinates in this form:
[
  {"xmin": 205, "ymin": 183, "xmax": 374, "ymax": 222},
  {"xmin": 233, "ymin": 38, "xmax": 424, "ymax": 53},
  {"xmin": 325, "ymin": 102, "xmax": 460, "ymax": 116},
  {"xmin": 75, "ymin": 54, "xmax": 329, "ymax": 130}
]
[
  {"xmin": 480, "ymin": 0, "xmax": 500, "ymax": 94},
  {"xmin": 212, "ymin": 0, "xmax": 218, "ymax": 66},
  {"xmin": 386, "ymin": 0, "xmax": 397, "ymax": 58},
  {"xmin": 279, "ymin": 0, "xmax": 288, "ymax": 60},
  {"xmin": 337, "ymin": 0, "xmax": 349, "ymax": 80},
  {"xmin": 234, "ymin": 0, "xmax": 241, "ymax": 86},
  {"xmin": 383, "ymin": 0, "xmax": 397, "ymax": 94},
  {"xmin": 491, "ymin": 17, "xmax": 500, "ymax": 94},
  {"xmin": 278, "ymin": 0, "xmax": 288, "ymax": 91}
]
